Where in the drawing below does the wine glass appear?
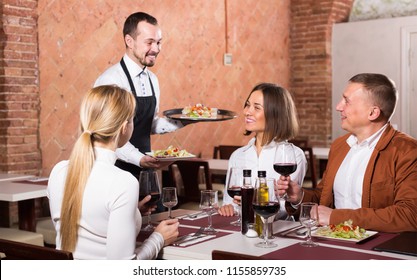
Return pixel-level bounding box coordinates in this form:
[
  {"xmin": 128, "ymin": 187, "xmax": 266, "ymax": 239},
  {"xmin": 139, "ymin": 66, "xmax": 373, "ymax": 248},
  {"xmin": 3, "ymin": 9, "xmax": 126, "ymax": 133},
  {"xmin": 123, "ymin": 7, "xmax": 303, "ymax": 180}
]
[
  {"xmin": 252, "ymin": 180, "xmax": 280, "ymax": 248},
  {"xmin": 274, "ymin": 140, "xmax": 297, "ymax": 221},
  {"xmin": 299, "ymin": 202, "xmax": 319, "ymax": 247},
  {"xmin": 138, "ymin": 170, "xmax": 161, "ymax": 232},
  {"xmin": 162, "ymin": 187, "xmax": 178, "ymax": 219},
  {"xmin": 226, "ymin": 167, "xmax": 243, "ymax": 226},
  {"xmin": 199, "ymin": 190, "xmax": 219, "ymax": 235}
]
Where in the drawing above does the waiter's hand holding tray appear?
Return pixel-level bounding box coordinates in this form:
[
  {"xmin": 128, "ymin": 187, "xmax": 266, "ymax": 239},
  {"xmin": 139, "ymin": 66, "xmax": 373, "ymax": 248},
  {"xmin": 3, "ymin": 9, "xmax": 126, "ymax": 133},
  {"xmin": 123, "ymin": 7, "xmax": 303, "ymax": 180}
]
[{"xmin": 146, "ymin": 145, "xmax": 196, "ymax": 162}]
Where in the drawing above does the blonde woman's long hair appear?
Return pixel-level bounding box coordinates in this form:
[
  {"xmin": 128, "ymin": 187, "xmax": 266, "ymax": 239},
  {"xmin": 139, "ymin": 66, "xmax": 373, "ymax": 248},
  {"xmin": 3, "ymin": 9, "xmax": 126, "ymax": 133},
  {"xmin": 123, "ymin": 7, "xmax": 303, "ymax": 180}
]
[{"xmin": 60, "ymin": 85, "xmax": 136, "ymax": 252}]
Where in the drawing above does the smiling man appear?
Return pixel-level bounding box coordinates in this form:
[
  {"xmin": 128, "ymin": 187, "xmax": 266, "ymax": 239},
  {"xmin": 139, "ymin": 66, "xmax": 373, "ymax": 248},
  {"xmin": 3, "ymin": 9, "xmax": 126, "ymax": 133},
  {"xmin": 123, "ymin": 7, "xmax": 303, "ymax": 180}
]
[
  {"xmin": 277, "ymin": 73, "xmax": 417, "ymax": 233},
  {"xmin": 95, "ymin": 12, "xmax": 188, "ymax": 177}
]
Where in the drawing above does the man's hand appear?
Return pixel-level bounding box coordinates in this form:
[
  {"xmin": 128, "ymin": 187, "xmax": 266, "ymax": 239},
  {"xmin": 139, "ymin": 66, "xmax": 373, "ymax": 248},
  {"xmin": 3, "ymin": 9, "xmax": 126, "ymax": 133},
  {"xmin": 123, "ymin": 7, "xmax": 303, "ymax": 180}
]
[
  {"xmin": 139, "ymin": 155, "xmax": 161, "ymax": 169},
  {"xmin": 139, "ymin": 155, "xmax": 176, "ymax": 170},
  {"xmin": 318, "ymin": 205, "xmax": 332, "ymax": 226}
]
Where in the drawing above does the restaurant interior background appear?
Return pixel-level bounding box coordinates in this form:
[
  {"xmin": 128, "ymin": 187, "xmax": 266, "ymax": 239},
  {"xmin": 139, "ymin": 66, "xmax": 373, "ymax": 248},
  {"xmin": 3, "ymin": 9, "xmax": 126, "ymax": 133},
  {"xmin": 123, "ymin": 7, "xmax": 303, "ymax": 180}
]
[{"xmin": 1, "ymin": 0, "xmax": 417, "ymax": 223}]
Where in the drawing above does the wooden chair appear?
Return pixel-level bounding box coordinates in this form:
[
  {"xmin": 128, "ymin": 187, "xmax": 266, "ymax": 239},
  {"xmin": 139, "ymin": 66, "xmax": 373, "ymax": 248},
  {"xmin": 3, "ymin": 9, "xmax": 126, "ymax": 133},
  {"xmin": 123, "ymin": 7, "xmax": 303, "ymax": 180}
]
[
  {"xmin": 213, "ymin": 145, "xmax": 241, "ymax": 159},
  {"xmin": 168, "ymin": 159, "xmax": 213, "ymax": 204},
  {"xmin": 212, "ymin": 145, "xmax": 241, "ymax": 184},
  {"xmin": 212, "ymin": 250, "xmax": 263, "ymax": 260},
  {"xmin": 290, "ymin": 138, "xmax": 308, "ymax": 148},
  {"xmin": 0, "ymin": 238, "xmax": 73, "ymax": 260},
  {"xmin": 301, "ymin": 146, "xmax": 318, "ymax": 188},
  {"xmin": 36, "ymin": 217, "xmax": 57, "ymax": 247},
  {"xmin": 290, "ymin": 139, "xmax": 317, "ymax": 188}
]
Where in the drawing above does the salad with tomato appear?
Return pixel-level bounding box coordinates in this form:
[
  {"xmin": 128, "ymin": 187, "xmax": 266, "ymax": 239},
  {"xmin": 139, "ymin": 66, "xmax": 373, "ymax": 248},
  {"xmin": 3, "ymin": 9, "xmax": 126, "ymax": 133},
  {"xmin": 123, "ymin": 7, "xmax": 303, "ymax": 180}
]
[
  {"xmin": 181, "ymin": 103, "xmax": 217, "ymax": 118},
  {"xmin": 315, "ymin": 219, "xmax": 368, "ymax": 240},
  {"xmin": 152, "ymin": 145, "xmax": 192, "ymax": 158}
]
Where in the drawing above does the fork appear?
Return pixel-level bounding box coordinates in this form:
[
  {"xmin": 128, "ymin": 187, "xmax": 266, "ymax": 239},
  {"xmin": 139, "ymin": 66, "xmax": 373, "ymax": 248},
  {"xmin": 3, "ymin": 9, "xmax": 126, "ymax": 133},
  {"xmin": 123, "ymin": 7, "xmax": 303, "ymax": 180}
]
[{"xmin": 173, "ymin": 227, "xmax": 205, "ymax": 245}]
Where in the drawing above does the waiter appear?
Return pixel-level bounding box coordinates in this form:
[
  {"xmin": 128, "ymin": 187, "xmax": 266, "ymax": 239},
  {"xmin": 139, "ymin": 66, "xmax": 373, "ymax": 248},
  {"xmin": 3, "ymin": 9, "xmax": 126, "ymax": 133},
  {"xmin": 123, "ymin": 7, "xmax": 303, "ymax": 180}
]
[{"xmin": 95, "ymin": 12, "xmax": 188, "ymax": 177}]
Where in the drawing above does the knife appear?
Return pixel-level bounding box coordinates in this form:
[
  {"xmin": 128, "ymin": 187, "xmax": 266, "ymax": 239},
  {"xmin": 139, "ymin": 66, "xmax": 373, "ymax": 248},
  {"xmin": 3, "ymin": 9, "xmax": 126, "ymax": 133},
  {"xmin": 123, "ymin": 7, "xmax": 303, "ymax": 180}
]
[
  {"xmin": 275, "ymin": 225, "xmax": 305, "ymax": 236},
  {"xmin": 172, "ymin": 235, "xmax": 207, "ymax": 246}
]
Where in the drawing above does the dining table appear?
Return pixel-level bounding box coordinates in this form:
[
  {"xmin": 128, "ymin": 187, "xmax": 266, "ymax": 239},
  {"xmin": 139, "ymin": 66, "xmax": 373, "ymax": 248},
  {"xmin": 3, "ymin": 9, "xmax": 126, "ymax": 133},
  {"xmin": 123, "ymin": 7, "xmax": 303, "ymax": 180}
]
[
  {"xmin": 0, "ymin": 177, "xmax": 48, "ymax": 232},
  {"xmin": 138, "ymin": 209, "xmax": 416, "ymax": 260}
]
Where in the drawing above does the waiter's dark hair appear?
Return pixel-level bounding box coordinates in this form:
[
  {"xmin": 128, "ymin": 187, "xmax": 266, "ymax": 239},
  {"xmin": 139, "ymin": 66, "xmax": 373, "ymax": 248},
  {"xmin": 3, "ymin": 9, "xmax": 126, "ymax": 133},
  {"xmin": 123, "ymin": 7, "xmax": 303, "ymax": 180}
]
[{"xmin": 123, "ymin": 12, "xmax": 158, "ymax": 38}]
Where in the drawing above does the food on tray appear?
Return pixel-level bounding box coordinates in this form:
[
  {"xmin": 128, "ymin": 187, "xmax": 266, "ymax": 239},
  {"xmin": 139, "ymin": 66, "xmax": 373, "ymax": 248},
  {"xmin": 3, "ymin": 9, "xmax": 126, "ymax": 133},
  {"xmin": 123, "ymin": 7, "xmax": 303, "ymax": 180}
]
[
  {"xmin": 151, "ymin": 145, "xmax": 193, "ymax": 158},
  {"xmin": 181, "ymin": 103, "xmax": 217, "ymax": 118},
  {"xmin": 314, "ymin": 219, "xmax": 369, "ymax": 240}
]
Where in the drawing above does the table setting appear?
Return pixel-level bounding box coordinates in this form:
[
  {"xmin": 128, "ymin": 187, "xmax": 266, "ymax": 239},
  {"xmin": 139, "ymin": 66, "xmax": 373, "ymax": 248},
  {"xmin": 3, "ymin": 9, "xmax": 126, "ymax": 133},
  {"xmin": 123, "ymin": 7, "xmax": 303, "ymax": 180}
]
[{"xmin": 136, "ymin": 187, "xmax": 416, "ymax": 260}]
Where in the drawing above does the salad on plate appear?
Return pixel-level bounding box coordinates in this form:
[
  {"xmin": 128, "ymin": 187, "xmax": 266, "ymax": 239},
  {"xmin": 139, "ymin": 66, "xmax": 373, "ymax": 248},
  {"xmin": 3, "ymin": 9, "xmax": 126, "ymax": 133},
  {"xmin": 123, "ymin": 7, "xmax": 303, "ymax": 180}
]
[
  {"xmin": 314, "ymin": 219, "xmax": 369, "ymax": 240},
  {"xmin": 149, "ymin": 145, "xmax": 194, "ymax": 158},
  {"xmin": 181, "ymin": 104, "xmax": 217, "ymax": 119}
]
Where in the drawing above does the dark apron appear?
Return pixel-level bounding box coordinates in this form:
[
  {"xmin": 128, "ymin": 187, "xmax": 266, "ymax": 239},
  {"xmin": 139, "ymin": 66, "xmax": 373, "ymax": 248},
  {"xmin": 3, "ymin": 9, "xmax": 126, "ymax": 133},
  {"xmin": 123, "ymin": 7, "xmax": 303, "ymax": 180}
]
[{"xmin": 116, "ymin": 58, "xmax": 157, "ymax": 178}]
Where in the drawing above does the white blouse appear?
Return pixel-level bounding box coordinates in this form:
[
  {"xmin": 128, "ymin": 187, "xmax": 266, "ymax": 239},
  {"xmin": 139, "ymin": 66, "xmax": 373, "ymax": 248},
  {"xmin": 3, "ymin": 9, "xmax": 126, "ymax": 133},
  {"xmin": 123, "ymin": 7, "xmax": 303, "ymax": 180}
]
[
  {"xmin": 223, "ymin": 138, "xmax": 307, "ymax": 219},
  {"xmin": 47, "ymin": 147, "xmax": 163, "ymax": 259}
]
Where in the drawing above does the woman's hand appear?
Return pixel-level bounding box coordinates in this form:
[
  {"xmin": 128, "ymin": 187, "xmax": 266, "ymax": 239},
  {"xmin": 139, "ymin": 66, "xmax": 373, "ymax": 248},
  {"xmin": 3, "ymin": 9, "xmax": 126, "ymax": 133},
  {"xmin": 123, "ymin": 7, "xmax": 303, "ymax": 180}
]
[
  {"xmin": 218, "ymin": 196, "xmax": 241, "ymax": 216},
  {"xmin": 275, "ymin": 175, "xmax": 303, "ymax": 203},
  {"xmin": 155, "ymin": 219, "xmax": 179, "ymax": 246},
  {"xmin": 138, "ymin": 195, "xmax": 157, "ymax": 215},
  {"xmin": 218, "ymin": 204, "xmax": 235, "ymax": 216}
]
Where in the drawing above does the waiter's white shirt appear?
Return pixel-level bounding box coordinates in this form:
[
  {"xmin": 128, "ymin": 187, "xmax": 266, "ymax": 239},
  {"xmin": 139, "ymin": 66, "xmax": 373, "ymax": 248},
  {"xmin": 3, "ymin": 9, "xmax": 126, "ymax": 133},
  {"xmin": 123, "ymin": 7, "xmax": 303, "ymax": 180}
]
[{"xmin": 94, "ymin": 54, "xmax": 182, "ymax": 166}]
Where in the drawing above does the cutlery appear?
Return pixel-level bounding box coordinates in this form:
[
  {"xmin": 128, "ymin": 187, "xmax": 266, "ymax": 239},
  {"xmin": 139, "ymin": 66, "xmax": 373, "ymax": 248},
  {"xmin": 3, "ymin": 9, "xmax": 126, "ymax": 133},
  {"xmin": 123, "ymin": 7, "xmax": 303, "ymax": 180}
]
[
  {"xmin": 172, "ymin": 235, "xmax": 207, "ymax": 246},
  {"xmin": 173, "ymin": 227, "xmax": 205, "ymax": 245},
  {"xmin": 275, "ymin": 225, "xmax": 304, "ymax": 236},
  {"xmin": 178, "ymin": 211, "xmax": 205, "ymax": 219}
]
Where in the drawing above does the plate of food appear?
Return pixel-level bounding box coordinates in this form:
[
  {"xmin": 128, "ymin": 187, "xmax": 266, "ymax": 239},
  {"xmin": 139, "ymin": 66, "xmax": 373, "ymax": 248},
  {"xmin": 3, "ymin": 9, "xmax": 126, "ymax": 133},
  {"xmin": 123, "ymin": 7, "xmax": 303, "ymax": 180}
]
[
  {"xmin": 163, "ymin": 104, "xmax": 237, "ymax": 122},
  {"xmin": 146, "ymin": 145, "xmax": 196, "ymax": 161},
  {"xmin": 312, "ymin": 219, "xmax": 378, "ymax": 243}
]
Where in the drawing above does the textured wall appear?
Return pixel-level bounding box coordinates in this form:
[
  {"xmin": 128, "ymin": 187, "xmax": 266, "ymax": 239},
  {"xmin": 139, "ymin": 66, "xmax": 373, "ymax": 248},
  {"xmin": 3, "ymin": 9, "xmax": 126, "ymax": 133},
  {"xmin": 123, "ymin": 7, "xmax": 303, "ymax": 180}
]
[
  {"xmin": 38, "ymin": 0, "xmax": 291, "ymax": 175},
  {"xmin": 0, "ymin": 0, "xmax": 41, "ymax": 174},
  {"xmin": 289, "ymin": 0, "xmax": 354, "ymax": 146},
  {"xmin": 350, "ymin": 0, "xmax": 417, "ymax": 21}
]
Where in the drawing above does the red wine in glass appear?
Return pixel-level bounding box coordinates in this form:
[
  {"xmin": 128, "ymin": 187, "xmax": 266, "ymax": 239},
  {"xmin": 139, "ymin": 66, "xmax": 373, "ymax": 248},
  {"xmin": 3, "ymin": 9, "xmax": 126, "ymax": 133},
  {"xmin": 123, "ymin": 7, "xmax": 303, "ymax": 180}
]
[
  {"xmin": 273, "ymin": 163, "xmax": 297, "ymax": 176},
  {"xmin": 139, "ymin": 193, "xmax": 161, "ymax": 206},
  {"xmin": 252, "ymin": 202, "xmax": 280, "ymax": 219},
  {"xmin": 227, "ymin": 186, "xmax": 242, "ymax": 198}
]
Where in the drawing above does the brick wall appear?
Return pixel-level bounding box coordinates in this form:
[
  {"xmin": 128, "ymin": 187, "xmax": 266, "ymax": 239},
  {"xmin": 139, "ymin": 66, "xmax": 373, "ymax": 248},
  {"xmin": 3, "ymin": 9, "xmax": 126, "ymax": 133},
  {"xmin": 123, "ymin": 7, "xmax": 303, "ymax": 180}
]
[
  {"xmin": 290, "ymin": 0, "xmax": 353, "ymax": 146},
  {"xmin": 0, "ymin": 0, "xmax": 41, "ymax": 175},
  {"xmin": 0, "ymin": 0, "xmax": 354, "ymax": 223},
  {"xmin": 0, "ymin": 0, "xmax": 41, "ymax": 225}
]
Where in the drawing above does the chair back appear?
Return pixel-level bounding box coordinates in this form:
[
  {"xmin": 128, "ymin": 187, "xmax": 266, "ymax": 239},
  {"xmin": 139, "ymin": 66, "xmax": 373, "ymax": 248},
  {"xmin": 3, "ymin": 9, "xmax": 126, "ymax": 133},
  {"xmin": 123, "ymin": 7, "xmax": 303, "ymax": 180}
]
[
  {"xmin": 290, "ymin": 139, "xmax": 317, "ymax": 188},
  {"xmin": 300, "ymin": 146, "xmax": 317, "ymax": 188},
  {"xmin": 168, "ymin": 160, "xmax": 213, "ymax": 203},
  {"xmin": 213, "ymin": 145, "xmax": 241, "ymax": 159},
  {"xmin": 0, "ymin": 238, "xmax": 73, "ymax": 260},
  {"xmin": 290, "ymin": 138, "xmax": 308, "ymax": 148},
  {"xmin": 212, "ymin": 250, "xmax": 263, "ymax": 260}
]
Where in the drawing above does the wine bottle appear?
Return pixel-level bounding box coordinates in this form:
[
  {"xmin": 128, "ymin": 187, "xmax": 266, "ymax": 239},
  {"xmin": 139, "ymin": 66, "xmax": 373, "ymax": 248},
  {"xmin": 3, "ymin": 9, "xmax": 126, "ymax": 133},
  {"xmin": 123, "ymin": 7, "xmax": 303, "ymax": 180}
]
[
  {"xmin": 255, "ymin": 170, "xmax": 268, "ymax": 236},
  {"xmin": 241, "ymin": 169, "xmax": 254, "ymax": 235}
]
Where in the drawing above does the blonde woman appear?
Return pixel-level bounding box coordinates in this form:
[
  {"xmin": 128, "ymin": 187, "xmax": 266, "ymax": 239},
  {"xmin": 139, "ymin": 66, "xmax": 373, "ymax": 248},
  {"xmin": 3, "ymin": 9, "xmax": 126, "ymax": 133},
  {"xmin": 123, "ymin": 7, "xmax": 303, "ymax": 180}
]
[{"xmin": 47, "ymin": 85, "xmax": 178, "ymax": 259}]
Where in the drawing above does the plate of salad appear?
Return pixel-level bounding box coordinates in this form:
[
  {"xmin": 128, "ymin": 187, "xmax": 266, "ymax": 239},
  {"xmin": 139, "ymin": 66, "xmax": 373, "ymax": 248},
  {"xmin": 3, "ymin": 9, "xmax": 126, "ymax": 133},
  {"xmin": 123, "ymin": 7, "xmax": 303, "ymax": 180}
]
[
  {"xmin": 146, "ymin": 145, "xmax": 196, "ymax": 161},
  {"xmin": 312, "ymin": 220, "xmax": 378, "ymax": 243},
  {"xmin": 163, "ymin": 105, "xmax": 237, "ymax": 122}
]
